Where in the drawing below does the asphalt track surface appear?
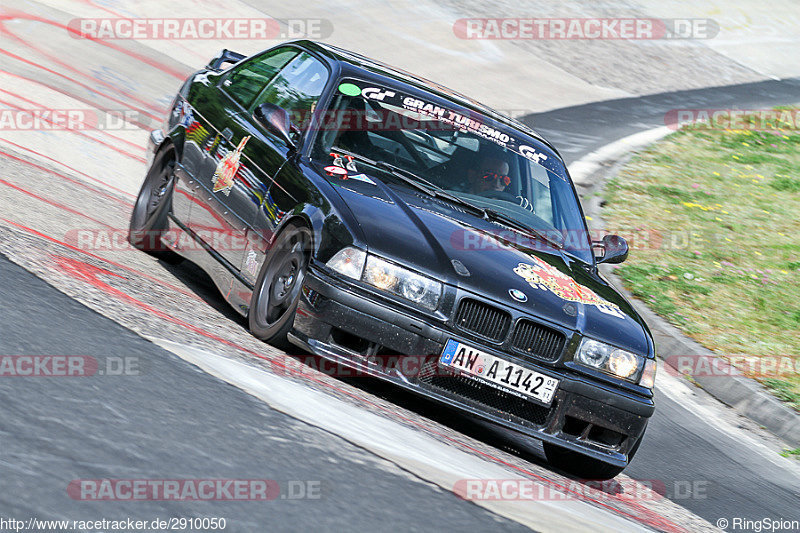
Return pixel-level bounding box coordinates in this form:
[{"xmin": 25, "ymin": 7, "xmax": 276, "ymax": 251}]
[
  {"xmin": 521, "ymin": 77, "xmax": 800, "ymax": 165},
  {"xmin": 1, "ymin": 2, "xmax": 799, "ymax": 532},
  {"xmin": 0, "ymin": 255, "xmax": 525, "ymax": 532}
]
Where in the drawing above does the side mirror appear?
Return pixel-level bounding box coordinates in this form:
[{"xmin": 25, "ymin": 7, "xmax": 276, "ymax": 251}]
[
  {"xmin": 206, "ymin": 49, "xmax": 245, "ymax": 71},
  {"xmin": 595, "ymin": 234, "xmax": 629, "ymax": 264},
  {"xmin": 253, "ymin": 103, "xmax": 297, "ymax": 149}
]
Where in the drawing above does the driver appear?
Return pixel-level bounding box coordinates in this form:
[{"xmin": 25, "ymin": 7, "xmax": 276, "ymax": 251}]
[{"xmin": 468, "ymin": 155, "xmax": 511, "ymax": 194}]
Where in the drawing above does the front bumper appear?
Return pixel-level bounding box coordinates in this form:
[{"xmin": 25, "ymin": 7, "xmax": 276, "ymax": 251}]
[{"xmin": 289, "ymin": 263, "xmax": 653, "ymax": 467}]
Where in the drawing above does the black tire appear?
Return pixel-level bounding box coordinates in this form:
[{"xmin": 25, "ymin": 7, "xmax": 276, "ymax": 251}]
[
  {"xmin": 543, "ymin": 435, "xmax": 643, "ymax": 480},
  {"xmin": 128, "ymin": 147, "xmax": 183, "ymax": 264},
  {"xmin": 248, "ymin": 223, "xmax": 311, "ymax": 348}
]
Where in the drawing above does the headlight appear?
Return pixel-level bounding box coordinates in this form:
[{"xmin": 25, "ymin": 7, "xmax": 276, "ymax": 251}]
[
  {"xmin": 326, "ymin": 248, "xmax": 442, "ymax": 310},
  {"xmin": 609, "ymin": 350, "xmax": 640, "ymax": 379},
  {"xmin": 327, "ymin": 247, "xmax": 366, "ymax": 279},
  {"xmin": 639, "ymin": 358, "xmax": 657, "ymax": 389},
  {"xmin": 576, "ymin": 338, "xmax": 644, "ymax": 382},
  {"xmin": 363, "ymin": 255, "xmax": 442, "ymax": 310}
]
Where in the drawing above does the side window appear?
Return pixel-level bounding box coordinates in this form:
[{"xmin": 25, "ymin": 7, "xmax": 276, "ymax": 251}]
[
  {"xmin": 223, "ymin": 48, "xmax": 298, "ymax": 109},
  {"xmin": 527, "ymin": 162, "xmax": 555, "ymax": 225},
  {"xmin": 251, "ymin": 52, "xmax": 329, "ymax": 128}
]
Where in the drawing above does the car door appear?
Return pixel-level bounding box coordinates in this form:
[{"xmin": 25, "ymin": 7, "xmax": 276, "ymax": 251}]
[
  {"xmin": 187, "ymin": 46, "xmax": 299, "ymax": 269},
  {"xmin": 231, "ymin": 51, "xmax": 330, "ymax": 284},
  {"xmin": 169, "ymin": 99, "xmax": 200, "ymax": 227}
]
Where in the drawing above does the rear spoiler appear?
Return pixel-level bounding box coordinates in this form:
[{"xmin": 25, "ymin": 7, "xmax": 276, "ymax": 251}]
[{"xmin": 206, "ymin": 49, "xmax": 246, "ymax": 71}]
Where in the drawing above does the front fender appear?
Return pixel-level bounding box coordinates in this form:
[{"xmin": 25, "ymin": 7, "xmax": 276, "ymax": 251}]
[{"xmin": 271, "ymin": 203, "xmax": 354, "ymax": 265}]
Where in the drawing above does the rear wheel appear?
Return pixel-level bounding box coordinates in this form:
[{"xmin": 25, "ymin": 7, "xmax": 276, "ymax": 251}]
[
  {"xmin": 543, "ymin": 434, "xmax": 643, "ymax": 480},
  {"xmin": 128, "ymin": 147, "xmax": 183, "ymax": 264},
  {"xmin": 248, "ymin": 223, "xmax": 311, "ymax": 348}
]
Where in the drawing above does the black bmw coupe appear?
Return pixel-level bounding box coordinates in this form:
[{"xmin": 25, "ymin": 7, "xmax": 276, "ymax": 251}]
[{"xmin": 130, "ymin": 40, "xmax": 657, "ymax": 479}]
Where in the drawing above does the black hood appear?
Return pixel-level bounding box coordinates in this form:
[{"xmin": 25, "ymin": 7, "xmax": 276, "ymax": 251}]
[{"xmin": 323, "ymin": 168, "xmax": 651, "ymax": 356}]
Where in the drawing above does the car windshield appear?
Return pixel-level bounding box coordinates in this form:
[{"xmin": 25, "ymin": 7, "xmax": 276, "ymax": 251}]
[{"xmin": 309, "ymin": 79, "xmax": 593, "ymax": 263}]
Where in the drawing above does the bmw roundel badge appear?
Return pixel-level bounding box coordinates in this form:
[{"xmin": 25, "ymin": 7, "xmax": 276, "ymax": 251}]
[{"xmin": 509, "ymin": 289, "xmax": 528, "ymax": 302}]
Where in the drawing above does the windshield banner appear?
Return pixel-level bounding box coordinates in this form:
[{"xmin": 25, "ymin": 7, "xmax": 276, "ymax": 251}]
[{"xmin": 333, "ymin": 80, "xmax": 567, "ymax": 180}]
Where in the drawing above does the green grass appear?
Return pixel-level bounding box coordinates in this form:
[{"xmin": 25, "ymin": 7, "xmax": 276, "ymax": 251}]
[
  {"xmin": 770, "ymin": 176, "xmax": 800, "ymax": 192},
  {"xmin": 603, "ymin": 111, "xmax": 800, "ymax": 411},
  {"xmin": 780, "ymin": 447, "xmax": 800, "ymax": 459},
  {"xmin": 764, "ymin": 379, "xmax": 800, "ymax": 412}
]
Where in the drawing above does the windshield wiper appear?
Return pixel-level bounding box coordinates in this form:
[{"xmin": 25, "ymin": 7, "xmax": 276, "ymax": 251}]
[
  {"xmin": 330, "ymin": 147, "xmax": 486, "ymax": 216},
  {"xmin": 484, "ymin": 209, "xmax": 564, "ymax": 250}
]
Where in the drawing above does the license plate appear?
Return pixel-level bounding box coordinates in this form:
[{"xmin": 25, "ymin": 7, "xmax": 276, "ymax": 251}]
[{"xmin": 439, "ymin": 339, "xmax": 559, "ymax": 406}]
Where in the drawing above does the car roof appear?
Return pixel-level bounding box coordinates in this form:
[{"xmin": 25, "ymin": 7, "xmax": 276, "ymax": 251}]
[{"xmin": 287, "ymin": 40, "xmax": 557, "ymax": 155}]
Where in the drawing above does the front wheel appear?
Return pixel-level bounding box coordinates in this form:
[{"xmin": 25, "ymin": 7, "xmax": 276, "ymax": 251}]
[
  {"xmin": 248, "ymin": 223, "xmax": 311, "ymax": 348},
  {"xmin": 128, "ymin": 147, "xmax": 182, "ymax": 264}
]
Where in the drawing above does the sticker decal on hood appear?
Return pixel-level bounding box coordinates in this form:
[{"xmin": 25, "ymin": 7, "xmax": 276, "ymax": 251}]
[
  {"xmin": 513, "ymin": 258, "xmax": 625, "ymax": 318},
  {"xmin": 325, "ymin": 152, "xmax": 376, "ymax": 184}
]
